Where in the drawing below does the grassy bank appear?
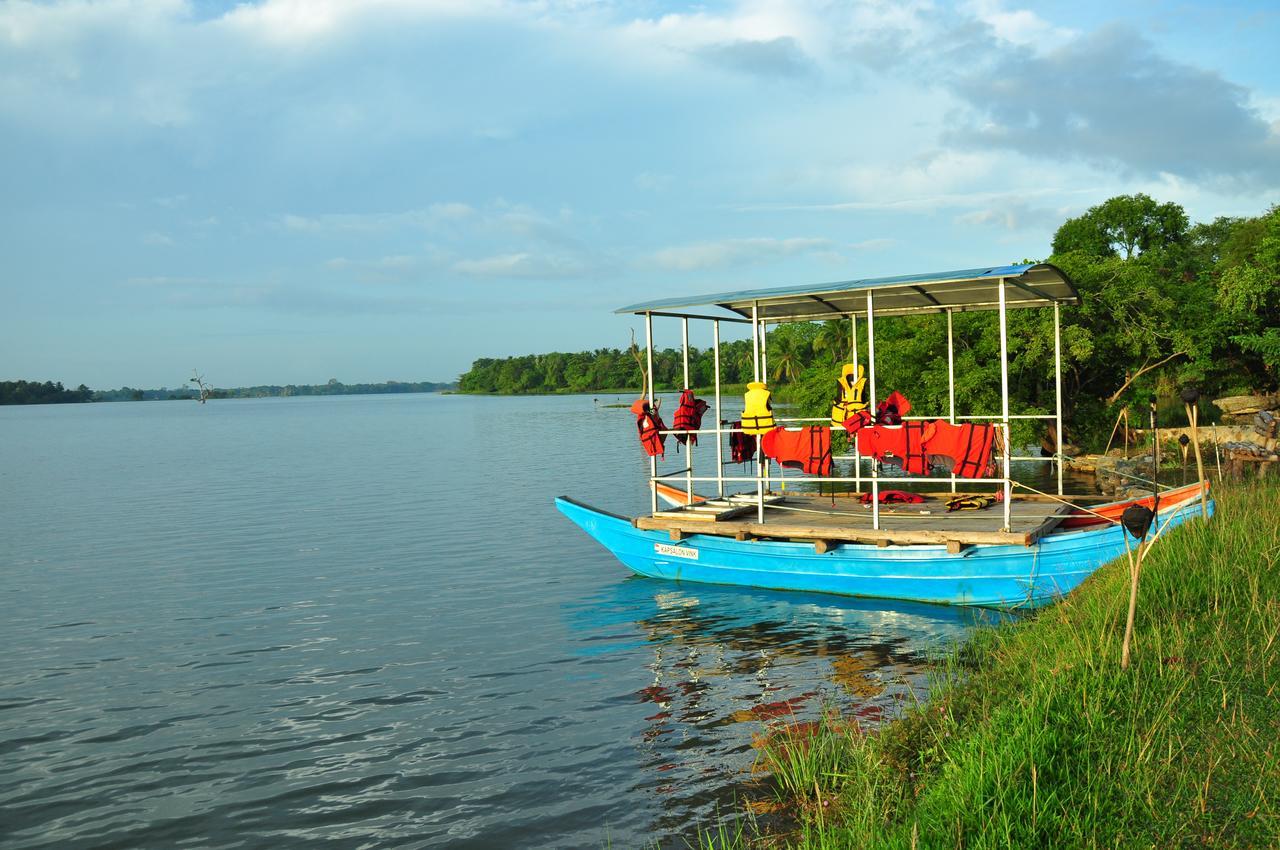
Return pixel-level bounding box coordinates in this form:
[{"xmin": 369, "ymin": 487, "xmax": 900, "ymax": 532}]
[{"xmin": 719, "ymin": 478, "xmax": 1279, "ymax": 849}]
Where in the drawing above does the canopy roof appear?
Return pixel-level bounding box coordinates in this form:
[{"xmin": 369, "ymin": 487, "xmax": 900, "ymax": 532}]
[{"xmin": 616, "ymin": 263, "xmax": 1078, "ymax": 322}]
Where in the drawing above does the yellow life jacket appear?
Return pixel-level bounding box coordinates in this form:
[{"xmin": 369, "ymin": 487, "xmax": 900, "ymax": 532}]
[
  {"xmin": 742, "ymin": 382, "xmax": 776, "ymax": 435},
  {"xmin": 830, "ymin": 363, "xmax": 868, "ymax": 426}
]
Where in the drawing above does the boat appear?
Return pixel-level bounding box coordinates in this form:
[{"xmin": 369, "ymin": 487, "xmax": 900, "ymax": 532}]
[{"xmin": 557, "ymin": 264, "xmax": 1214, "ymax": 609}]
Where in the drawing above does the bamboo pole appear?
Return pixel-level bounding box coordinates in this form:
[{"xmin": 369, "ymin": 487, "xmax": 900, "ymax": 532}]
[
  {"xmin": 1187, "ymin": 402, "xmax": 1209, "ymax": 518},
  {"xmin": 1120, "ymin": 536, "xmax": 1148, "ymax": 670},
  {"xmin": 1121, "ymin": 400, "xmax": 1159, "ymax": 670}
]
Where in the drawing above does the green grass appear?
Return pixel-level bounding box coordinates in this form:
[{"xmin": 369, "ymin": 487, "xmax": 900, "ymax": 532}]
[{"xmin": 710, "ymin": 477, "xmax": 1280, "ymax": 849}]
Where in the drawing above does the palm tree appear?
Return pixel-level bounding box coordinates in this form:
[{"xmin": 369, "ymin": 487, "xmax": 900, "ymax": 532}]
[
  {"xmin": 813, "ymin": 319, "xmax": 849, "ymax": 365},
  {"xmin": 769, "ymin": 332, "xmax": 806, "ymax": 384}
]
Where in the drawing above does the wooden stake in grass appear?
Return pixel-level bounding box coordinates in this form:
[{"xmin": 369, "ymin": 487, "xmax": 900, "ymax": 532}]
[
  {"xmin": 1121, "ymin": 399, "xmax": 1161, "ymax": 670},
  {"xmin": 1120, "ymin": 504, "xmax": 1154, "ymax": 670},
  {"xmin": 1181, "ymin": 386, "xmax": 1210, "ymax": 519}
]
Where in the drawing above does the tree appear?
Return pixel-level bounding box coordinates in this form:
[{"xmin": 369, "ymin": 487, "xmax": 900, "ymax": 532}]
[
  {"xmin": 1052, "ymin": 193, "xmax": 1189, "ymax": 259},
  {"xmin": 1217, "ymin": 206, "xmax": 1280, "ymax": 385}
]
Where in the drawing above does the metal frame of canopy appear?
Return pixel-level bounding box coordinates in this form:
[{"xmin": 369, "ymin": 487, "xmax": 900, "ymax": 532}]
[{"xmin": 619, "ymin": 263, "xmax": 1080, "ymax": 534}]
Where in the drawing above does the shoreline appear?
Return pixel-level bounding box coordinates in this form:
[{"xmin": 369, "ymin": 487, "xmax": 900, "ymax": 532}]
[{"xmin": 717, "ymin": 475, "xmax": 1279, "ymax": 848}]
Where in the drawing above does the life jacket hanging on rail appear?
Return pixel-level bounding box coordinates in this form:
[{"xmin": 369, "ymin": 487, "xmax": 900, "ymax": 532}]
[
  {"xmin": 926, "ymin": 421, "xmax": 998, "ymax": 479},
  {"xmin": 741, "ymin": 382, "xmax": 776, "ymax": 435},
  {"xmin": 856, "ymin": 420, "xmax": 935, "ymax": 475},
  {"xmin": 629, "ymin": 398, "xmax": 668, "ymax": 458},
  {"xmin": 671, "ymin": 389, "xmax": 710, "ymax": 448},
  {"xmin": 729, "ymin": 422, "xmax": 757, "ymax": 464},
  {"xmin": 830, "ymin": 364, "xmax": 869, "ymax": 426},
  {"xmin": 761, "ymin": 426, "xmax": 832, "ymax": 476}
]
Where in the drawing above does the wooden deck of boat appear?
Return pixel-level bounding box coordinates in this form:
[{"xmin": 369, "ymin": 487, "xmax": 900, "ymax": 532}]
[{"xmin": 634, "ymin": 492, "xmax": 1070, "ymax": 548}]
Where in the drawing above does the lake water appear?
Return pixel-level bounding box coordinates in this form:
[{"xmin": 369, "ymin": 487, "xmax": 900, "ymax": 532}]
[{"xmin": 1, "ymin": 394, "xmax": 990, "ymax": 848}]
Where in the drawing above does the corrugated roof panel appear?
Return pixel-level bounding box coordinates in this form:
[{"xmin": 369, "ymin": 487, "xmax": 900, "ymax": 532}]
[{"xmin": 616, "ymin": 263, "xmax": 1078, "ymax": 320}]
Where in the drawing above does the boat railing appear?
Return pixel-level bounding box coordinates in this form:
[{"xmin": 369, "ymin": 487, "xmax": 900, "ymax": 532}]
[{"xmin": 634, "ymin": 278, "xmax": 1069, "ymax": 532}]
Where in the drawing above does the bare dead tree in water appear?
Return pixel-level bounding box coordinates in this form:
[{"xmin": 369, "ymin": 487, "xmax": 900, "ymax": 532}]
[{"xmin": 190, "ymin": 370, "xmax": 210, "ymax": 404}]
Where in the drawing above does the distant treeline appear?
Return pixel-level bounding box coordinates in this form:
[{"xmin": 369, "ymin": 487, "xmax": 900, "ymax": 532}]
[
  {"xmin": 457, "ymin": 341, "xmax": 758, "ymax": 394},
  {"xmin": 1, "ymin": 378, "xmax": 456, "ymax": 405},
  {"xmin": 0, "ymin": 380, "xmax": 95, "ymax": 405}
]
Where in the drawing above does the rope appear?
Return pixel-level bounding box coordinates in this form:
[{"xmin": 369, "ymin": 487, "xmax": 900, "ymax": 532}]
[{"xmin": 1008, "ymin": 479, "xmax": 1120, "ymax": 525}]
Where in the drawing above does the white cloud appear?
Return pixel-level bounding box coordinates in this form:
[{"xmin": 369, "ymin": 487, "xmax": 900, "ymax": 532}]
[
  {"xmin": 452, "ymin": 252, "xmax": 592, "ymax": 279},
  {"xmin": 647, "ymin": 237, "xmax": 835, "ymax": 271},
  {"xmin": 963, "ymin": 0, "xmax": 1078, "ymax": 48}
]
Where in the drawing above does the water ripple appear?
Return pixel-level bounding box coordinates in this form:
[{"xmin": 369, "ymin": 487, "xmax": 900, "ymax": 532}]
[{"xmin": 0, "ymin": 395, "xmax": 981, "ymax": 848}]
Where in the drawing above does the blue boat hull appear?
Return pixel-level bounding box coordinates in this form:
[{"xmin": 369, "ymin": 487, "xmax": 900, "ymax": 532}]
[{"xmin": 555, "ymin": 496, "xmax": 1211, "ymax": 609}]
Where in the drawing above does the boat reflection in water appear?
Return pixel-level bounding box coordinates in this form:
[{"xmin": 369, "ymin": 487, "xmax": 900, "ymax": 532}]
[{"xmin": 565, "ymin": 578, "xmax": 998, "ymax": 840}]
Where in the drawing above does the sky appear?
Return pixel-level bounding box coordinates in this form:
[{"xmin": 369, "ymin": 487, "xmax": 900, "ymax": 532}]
[{"xmin": 2, "ymin": 0, "xmax": 1279, "ymax": 389}]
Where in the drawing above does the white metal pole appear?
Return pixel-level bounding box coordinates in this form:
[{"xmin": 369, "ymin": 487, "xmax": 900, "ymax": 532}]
[
  {"xmin": 1054, "ymin": 301, "xmax": 1064, "ymax": 496},
  {"xmin": 760, "ymin": 318, "xmax": 771, "ymax": 508},
  {"xmin": 714, "ymin": 320, "xmax": 724, "ymax": 499},
  {"xmin": 851, "ymin": 313, "xmax": 861, "ymax": 491},
  {"xmin": 646, "ymin": 311, "xmax": 657, "ymax": 516},
  {"xmin": 681, "ymin": 318, "xmax": 690, "ymax": 388},
  {"xmin": 682, "ymin": 317, "xmax": 692, "ymax": 504},
  {"xmin": 752, "ymin": 302, "xmax": 764, "ymax": 522},
  {"xmin": 867, "ymin": 291, "xmax": 879, "ymax": 530},
  {"xmin": 998, "ymin": 281, "xmax": 1012, "ymax": 531},
  {"xmin": 760, "ymin": 321, "xmax": 769, "ymax": 382},
  {"xmin": 751, "ymin": 302, "xmax": 760, "ymax": 383},
  {"xmin": 947, "ymin": 308, "xmax": 957, "ymax": 493}
]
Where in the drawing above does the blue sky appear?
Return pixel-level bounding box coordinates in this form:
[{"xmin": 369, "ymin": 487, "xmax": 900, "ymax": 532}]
[{"xmin": 3, "ymin": 0, "xmax": 1278, "ymax": 388}]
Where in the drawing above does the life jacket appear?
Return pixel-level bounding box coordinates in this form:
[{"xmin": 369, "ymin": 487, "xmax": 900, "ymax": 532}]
[
  {"xmin": 830, "ymin": 364, "xmax": 868, "ymax": 426},
  {"xmin": 671, "ymin": 389, "xmax": 709, "ymax": 447},
  {"xmin": 741, "ymin": 382, "xmax": 775, "ymax": 435},
  {"xmin": 630, "ymin": 398, "xmax": 667, "ymax": 458},
  {"xmin": 859, "ymin": 490, "xmax": 925, "ymax": 505},
  {"xmin": 761, "ymin": 426, "xmax": 831, "ymax": 476},
  {"xmin": 841, "ymin": 409, "xmax": 874, "ymax": 436},
  {"xmin": 926, "ymin": 421, "xmax": 997, "ymax": 479},
  {"xmin": 856, "ymin": 420, "xmax": 935, "ymax": 475},
  {"xmin": 729, "ymin": 421, "xmax": 757, "ymax": 463},
  {"xmin": 875, "ymin": 390, "xmax": 912, "ymax": 425},
  {"xmin": 945, "ymin": 493, "xmax": 999, "ymax": 512}
]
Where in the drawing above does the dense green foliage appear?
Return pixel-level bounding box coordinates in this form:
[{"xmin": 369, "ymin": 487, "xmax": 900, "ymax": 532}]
[
  {"xmin": 457, "ymin": 342, "xmax": 760, "ymax": 394},
  {"xmin": 722, "ymin": 478, "xmax": 1280, "ymax": 848},
  {"xmin": 459, "ymin": 197, "xmax": 1280, "ymax": 451},
  {"xmin": 0, "ymin": 380, "xmax": 94, "ymax": 405}
]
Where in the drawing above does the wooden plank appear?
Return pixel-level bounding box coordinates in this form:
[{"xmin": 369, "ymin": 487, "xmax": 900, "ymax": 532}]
[{"xmin": 946, "ymin": 540, "xmax": 966, "ymax": 554}]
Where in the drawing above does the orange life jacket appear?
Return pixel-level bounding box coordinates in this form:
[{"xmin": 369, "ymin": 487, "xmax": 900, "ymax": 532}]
[
  {"xmin": 856, "ymin": 421, "xmax": 935, "ymax": 475},
  {"xmin": 926, "ymin": 421, "xmax": 997, "ymax": 479},
  {"xmin": 761, "ymin": 426, "xmax": 832, "ymax": 476},
  {"xmin": 671, "ymin": 389, "xmax": 709, "ymax": 446},
  {"xmin": 630, "ymin": 398, "xmax": 667, "ymax": 457}
]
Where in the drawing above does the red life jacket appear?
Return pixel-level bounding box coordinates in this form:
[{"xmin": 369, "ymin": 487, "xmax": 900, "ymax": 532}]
[
  {"xmin": 856, "ymin": 421, "xmax": 935, "ymax": 475},
  {"xmin": 926, "ymin": 421, "xmax": 997, "ymax": 479},
  {"xmin": 671, "ymin": 389, "xmax": 709, "ymax": 447},
  {"xmin": 859, "ymin": 490, "xmax": 926, "ymax": 505},
  {"xmin": 729, "ymin": 421, "xmax": 756, "ymax": 463},
  {"xmin": 841, "ymin": 410, "xmax": 873, "ymax": 436},
  {"xmin": 630, "ymin": 398, "xmax": 667, "ymax": 457},
  {"xmin": 761, "ymin": 426, "xmax": 831, "ymax": 476},
  {"xmin": 875, "ymin": 390, "xmax": 912, "ymax": 425}
]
